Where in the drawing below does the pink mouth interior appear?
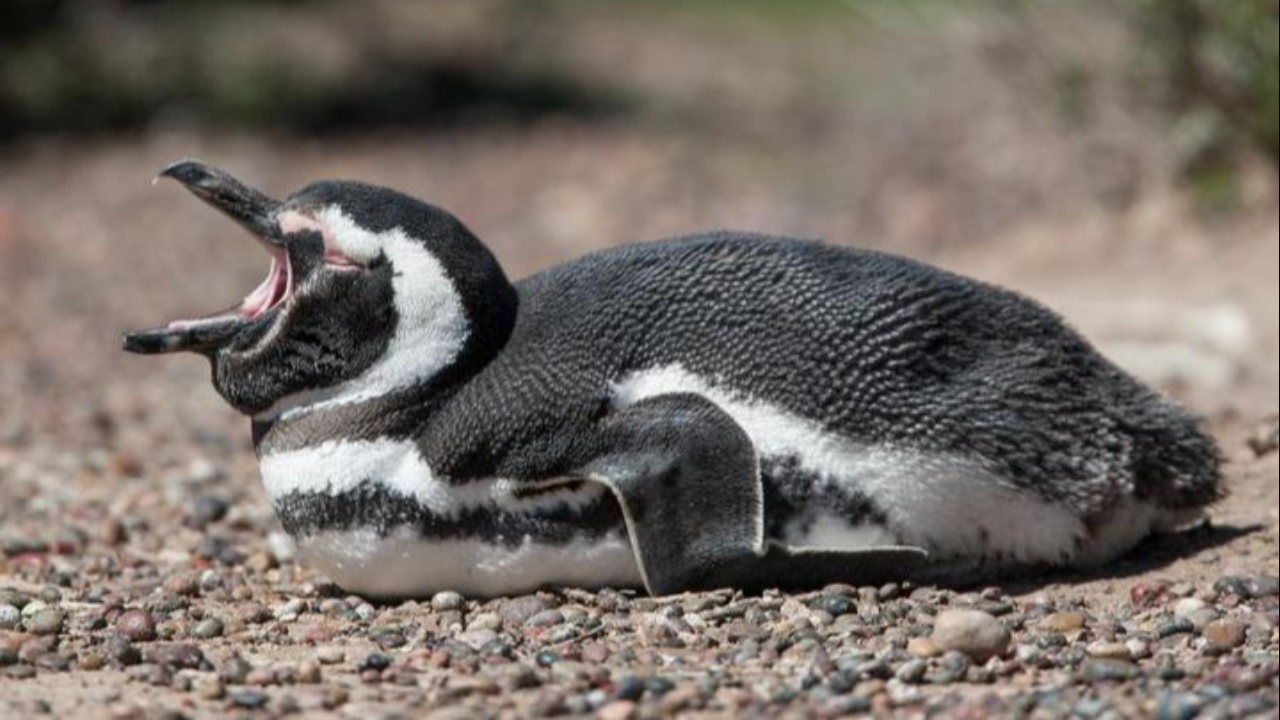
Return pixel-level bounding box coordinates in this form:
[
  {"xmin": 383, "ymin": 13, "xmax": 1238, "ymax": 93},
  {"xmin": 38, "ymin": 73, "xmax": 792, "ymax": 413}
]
[
  {"xmin": 169, "ymin": 247, "xmax": 292, "ymax": 330},
  {"xmin": 240, "ymin": 249, "xmax": 293, "ymax": 318}
]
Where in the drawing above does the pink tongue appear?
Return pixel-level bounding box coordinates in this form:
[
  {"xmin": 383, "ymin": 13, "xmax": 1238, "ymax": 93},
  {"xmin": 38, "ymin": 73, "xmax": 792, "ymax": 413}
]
[{"xmin": 241, "ymin": 259, "xmax": 284, "ymax": 318}]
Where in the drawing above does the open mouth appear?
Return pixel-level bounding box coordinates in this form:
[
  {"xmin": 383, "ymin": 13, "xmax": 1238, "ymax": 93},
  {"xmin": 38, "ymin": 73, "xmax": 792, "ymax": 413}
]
[{"xmin": 124, "ymin": 161, "xmax": 290, "ymax": 356}]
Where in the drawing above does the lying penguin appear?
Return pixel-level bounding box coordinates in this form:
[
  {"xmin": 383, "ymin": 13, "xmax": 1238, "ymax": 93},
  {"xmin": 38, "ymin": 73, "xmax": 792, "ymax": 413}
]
[{"xmin": 125, "ymin": 161, "xmax": 1223, "ymax": 599}]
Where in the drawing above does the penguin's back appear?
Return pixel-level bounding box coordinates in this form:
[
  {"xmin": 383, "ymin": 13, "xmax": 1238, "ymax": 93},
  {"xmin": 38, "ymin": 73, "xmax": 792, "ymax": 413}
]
[{"xmin": 507, "ymin": 233, "xmax": 1220, "ymax": 527}]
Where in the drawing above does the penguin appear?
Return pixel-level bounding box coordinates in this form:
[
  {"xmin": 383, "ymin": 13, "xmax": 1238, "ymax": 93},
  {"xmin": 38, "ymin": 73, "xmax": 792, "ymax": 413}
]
[{"xmin": 124, "ymin": 161, "xmax": 1223, "ymax": 599}]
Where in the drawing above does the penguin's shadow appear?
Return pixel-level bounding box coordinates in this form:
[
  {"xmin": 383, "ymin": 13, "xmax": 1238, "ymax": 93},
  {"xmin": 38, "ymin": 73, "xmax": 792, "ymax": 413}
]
[{"xmin": 998, "ymin": 522, "xmax": 1263, "ymax": 594}]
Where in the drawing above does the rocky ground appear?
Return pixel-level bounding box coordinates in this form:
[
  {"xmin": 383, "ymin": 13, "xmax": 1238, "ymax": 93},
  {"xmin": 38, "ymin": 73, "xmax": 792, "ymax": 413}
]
[
  {"xmin": 1, "ymin": 131, "xmax": 1276, "ymax": 719},
  {"xmin": 2, "ymin": 5, "xmax": 1278, "ymax": 719}
]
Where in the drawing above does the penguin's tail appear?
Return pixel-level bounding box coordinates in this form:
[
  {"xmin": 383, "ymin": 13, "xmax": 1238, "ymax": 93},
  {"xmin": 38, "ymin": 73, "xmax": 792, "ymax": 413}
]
[{"xmin": 1127, "ymin": 398, "xmax": 1225, "ymax": 516}]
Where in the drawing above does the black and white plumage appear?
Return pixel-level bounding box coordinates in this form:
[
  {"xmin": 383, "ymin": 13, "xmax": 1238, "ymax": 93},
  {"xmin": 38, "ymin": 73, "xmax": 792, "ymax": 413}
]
[{"xmin": 125, "ymin": 161, "xmax": 1223, "ymax": 598}]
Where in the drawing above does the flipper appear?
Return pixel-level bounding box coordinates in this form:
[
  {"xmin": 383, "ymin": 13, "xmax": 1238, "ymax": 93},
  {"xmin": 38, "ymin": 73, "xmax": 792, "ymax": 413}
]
[{"xmin": 581, "ymin": 393, "xmax": 928, "ymax": 596}]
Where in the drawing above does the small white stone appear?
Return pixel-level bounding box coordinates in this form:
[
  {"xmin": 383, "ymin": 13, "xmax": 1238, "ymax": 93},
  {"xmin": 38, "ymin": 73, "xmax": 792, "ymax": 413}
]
[
  {"xmin": 469, "ymin": 613, "xmax": 503, "ymax": 632},
  {"xmin": 0, "ymin": 604, "xmax": 21, "ymax": 630},
  {"xmin": 931, "ymin": 610, "xmax": 1012, "ymax": 664},
  {"xmin": 431, "ymin": 591, "xmax": 466, "ymax": 613},
  {"xmin": 1174, "ymin": 598, "xmax": 1209, "ymax": 618},
  {"xmin": 267, "ymin": 533, "xmax": 298, "ymax": 564},
  {"xmin": 273, "ymin": 599, "xmax": 307, "ymax": 622},
  {"xmin": 20, "ymin": 600, "xmax": 49, "ymax": 619}
]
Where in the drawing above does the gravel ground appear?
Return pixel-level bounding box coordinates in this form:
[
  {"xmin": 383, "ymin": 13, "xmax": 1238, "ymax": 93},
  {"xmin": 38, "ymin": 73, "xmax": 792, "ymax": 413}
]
[
  {"xmin": 1, "ymin": 11, "xmax": 1277, "ymax": 714},
  {"xmin": 1, "ymin": 133, "xmax": 1276, "ymax": 719}
]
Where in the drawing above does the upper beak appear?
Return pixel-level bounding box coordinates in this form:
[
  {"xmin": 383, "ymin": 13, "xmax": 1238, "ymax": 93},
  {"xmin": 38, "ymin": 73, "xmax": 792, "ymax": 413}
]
[{"xmin": 158, "ymin": 160, "xmax": 284, "ymax": 245}]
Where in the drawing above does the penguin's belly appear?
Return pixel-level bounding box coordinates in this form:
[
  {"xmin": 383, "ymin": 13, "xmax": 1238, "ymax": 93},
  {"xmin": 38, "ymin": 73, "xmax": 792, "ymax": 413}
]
[
  {"xmin": 616, "ymin": 366, "xmax": 1093, "ymax": 567},
  {"xmin": 293, "ymin": 528, "xmax": 640, "ymax": 599},
  {"xmin": 258, "ymin": 440, "xmax": 643, "ymax": 598}
]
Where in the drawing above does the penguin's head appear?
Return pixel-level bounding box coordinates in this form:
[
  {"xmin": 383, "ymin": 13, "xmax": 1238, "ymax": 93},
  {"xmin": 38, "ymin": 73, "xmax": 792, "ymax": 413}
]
[{"xmin": 125, "ymin": 161, "xmax": 517, "ymax": 418}]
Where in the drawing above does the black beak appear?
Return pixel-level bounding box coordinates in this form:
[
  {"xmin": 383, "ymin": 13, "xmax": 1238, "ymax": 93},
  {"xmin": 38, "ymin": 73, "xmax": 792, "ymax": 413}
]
[
  {"xmin": 123, "ymin": 316, "xmax": 248, "ymax": 355},
  {"xmin": 124, "ymin": 161, "xmax": 288, "ymax": 356},
  {"xmin": 158, "ymin": 160, "xmax": 284, "ymax": 245}
]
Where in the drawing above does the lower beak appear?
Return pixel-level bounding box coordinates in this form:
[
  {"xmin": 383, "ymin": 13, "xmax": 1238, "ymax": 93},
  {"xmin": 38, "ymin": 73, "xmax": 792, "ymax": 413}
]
[{"xmin": 124, "ymin": 316, "xmax": 249, "ymax": 355}]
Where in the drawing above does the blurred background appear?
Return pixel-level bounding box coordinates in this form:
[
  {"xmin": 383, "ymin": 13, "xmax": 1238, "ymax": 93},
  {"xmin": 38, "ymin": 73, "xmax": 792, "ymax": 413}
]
[{"xmin": 1, "ymin": 1, "xmax": 1277, "ymax": 556}]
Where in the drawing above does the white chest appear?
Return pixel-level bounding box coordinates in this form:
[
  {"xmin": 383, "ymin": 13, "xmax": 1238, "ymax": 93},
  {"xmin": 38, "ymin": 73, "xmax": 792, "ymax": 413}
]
[{"xmin": 257, "ymin": 439, "xmax": 643, "ymax": 598}]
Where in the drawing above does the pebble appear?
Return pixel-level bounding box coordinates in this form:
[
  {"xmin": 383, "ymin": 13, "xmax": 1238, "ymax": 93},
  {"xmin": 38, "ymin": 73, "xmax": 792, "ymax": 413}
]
[
  {"xmin": 814, "ymin": 595, "xmax": 856, "ymax": 618},
  {"xmin": 0, "ymin": 589, "xmax": 32, "ymax": 610},
  {"xmin": 613, "ymin": 676, "xmax": 648, "ymax": 702},
  {"xmin": 0, "ymin": 604, "xmax": 20, "ymax": 630},
  {"xmin": 499, "ymin": 597, "xmax": 550, "ymax": 625},
  {"xmin": 23, "ymin": 608, "xmax": 65, "ymax": 636},
  {"xmin": 1174, "ymin": 598, "xmax": 1209, "ymax": 618},
  {"xmin": 3, "ymin": 665, "xmax": 38, "ymax": 680},
  {"xmin": 1202, "ymin": 620, "xmax": 1247, "ymax": 654},
  {"xmin": 189, "ymin": 496, "xmax": 230, "ymax": 528},
  {"xmin": 1158, "ymin": 617, "xmax": 1197, "ymax": 638},
  {"xmin": 149, "ymin": 644, "xmax": 205, "ymax": 670},
  {"xmin": 164, "ymin": 575, "xmax": 200, "ymax": 598},
  {"xmin": 0, "ymin": 647, "xmax": 19, "ymax": 668},
  {"xmin": 432, "ymin": 592, "xmax": 467, "ymax": 613},
  {"xmin": 273, "ymin": 599, "xmax": 307, "ymax": 622},
  {"xmin": 104, "ymin": 637, "xmax": 143, "ymax": 666},
  {"xmin": 1041, "ymin": 612, "xmax": 1087, "ymax": 634},
  {"xmin": 358, "ymin": 654, "xmax": 393, "ymax": 673},
  {"xmin": 297, "ymin": 660, "xmax": 323, "ymax": 684},
  {"xmin": 895, "ymin": 660, "xmax": 928, "ymax": 684},
  {"xmin": 1088, "ymin": 641, "xmax": 1133, "ymax": 663},
  {"xmin": 527, "ymin": 610, "xmax": 566, "ymax": 628},
  {"xmin": 219, "ymin": 656, "xmax": 253, "ymax": 685},
  {"xmin": 469, "ymin": 613, "xmax": 503, "ymax": 632},
  {"xmin": 190, "ymin": 618, "xmax": 224, "ymax": 640},
  {"xmin": 194, "ymin": 675, "xmax": 226, "ymax": 701},
  {"xmin": 907, "ymin": 637, "xmax": 941, "ymax": 658},
  {"xmin": 1081, "ymin": 658, "xmax": 1141, "ymax": 683},
  {"xmin": 317, "ymin": 647, "xmax": 346, "ymax": 665},
  {"xmin": 116, "ymin": 612, "xmax": 158, "ymax": 642},
  {"xmin": 930, "ymin": 610, "xmax": 1011, "ymax": 663},
  {"xmin": 1215, "ymin": 576, "xmax": 1280, "ymax": 600},
  {"xmin": 373, "ymin": 628, "xmax": 408, "ymax": 650},
  {"xmin": 230, "ymin": 690, "xmax": 270, "ymax": 710},
  {"xmin": 266, "ymin": 532, "xmax": 297, "ymax": 564}
]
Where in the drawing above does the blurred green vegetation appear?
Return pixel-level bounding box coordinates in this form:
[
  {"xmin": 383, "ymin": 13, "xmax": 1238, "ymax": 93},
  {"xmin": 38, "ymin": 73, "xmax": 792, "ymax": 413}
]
[
  {"xmin": 0, "ymin": 0, "xmax": 620, "ymax": 139},
  {"xmin": 1, "ymin": 0, "xmax": 1277, "ymax": 194},
  {"xmin": 1136, "ymin": 0, "xmax": 1279, "ymax": 196}
]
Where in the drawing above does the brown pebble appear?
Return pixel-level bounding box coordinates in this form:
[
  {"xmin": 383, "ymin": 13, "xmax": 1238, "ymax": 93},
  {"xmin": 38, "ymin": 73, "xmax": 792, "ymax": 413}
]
[
  {"xmin": 78, "ymin": 651, "xmax": 106, "ymax": 671},
  {"xmin": 931, "ymin": 610, "xmax": 1012, "ymax": 664},
  {"xmin": 195, "ymin": 675, "xmax": 226, "ymax": 701},
  {"xmin": 907, "ymin": 637, "xmax": 941, "ymax": 659},
  {"xmin": 1087, "ymin": 642, "xmax": 1133, "ymax": 662},
  {"xmin": 1041, "ymin": 612, "xmax": 1087, "ymax": 634},
  {"xmin": 116, "ymin": 611, "xmax": 158, "ymax": 643},
  {"xmin": 297, "ymin": 661, "xmax": 323, "ymax": 684},
  {"xmin": 164, "ymin": 575, "xmax": 200, "ymax": 598},
  {"xmin": 1203, "ymin": 619, "xmax": 1248, "ymax": 654}
]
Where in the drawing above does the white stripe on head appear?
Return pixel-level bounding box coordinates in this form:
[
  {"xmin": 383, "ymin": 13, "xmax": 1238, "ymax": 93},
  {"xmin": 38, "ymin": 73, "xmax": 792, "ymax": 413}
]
[{"xmin": 259, "ymin": 207, "xmax": 469, "ymax": 421}]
